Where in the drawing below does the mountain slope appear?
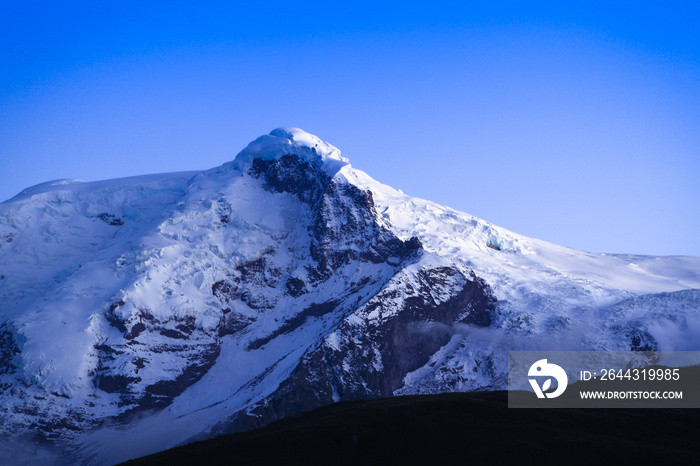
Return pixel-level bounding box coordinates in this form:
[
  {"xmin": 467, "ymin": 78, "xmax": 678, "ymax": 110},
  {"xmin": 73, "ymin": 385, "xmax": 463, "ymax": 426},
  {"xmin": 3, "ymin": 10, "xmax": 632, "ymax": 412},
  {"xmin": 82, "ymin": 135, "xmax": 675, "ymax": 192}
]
[
  {"xmin": 0, "ymin": 128, "xmax": 699, "ymax": 464},
  {"xmin": 119, "ymin": 391, "xmax": 700, "ymax": 466}
]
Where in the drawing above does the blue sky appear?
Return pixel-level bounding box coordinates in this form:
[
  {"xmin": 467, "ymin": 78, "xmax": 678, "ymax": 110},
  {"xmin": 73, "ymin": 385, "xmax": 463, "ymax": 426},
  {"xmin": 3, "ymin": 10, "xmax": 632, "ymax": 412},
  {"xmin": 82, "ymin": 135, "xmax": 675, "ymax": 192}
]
[{"xmin": 1, "ymin": 1, "xmax": 699, "ymax": 255}]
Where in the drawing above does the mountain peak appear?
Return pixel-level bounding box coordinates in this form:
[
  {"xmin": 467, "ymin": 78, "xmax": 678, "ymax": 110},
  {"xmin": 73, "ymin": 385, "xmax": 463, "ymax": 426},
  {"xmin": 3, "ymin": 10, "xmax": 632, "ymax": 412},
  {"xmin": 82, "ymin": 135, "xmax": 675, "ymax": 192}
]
[{"xmin": 232, "ymin": 128, "xmax": 349, "ymax": 175}]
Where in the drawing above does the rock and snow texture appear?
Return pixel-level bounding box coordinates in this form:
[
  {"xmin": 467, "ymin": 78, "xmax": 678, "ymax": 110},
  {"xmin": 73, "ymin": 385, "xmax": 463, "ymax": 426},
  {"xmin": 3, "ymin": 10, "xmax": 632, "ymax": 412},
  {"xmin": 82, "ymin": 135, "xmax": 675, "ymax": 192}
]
[{"xmin": 0, "ymin": 127, "xmax": 699, "ymax": 464}]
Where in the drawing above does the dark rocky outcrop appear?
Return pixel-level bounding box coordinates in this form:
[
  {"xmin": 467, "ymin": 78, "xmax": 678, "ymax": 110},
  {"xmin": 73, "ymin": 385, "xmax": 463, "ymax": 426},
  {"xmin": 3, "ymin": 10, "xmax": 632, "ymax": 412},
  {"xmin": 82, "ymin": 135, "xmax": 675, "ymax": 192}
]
[
  {"xmin": 249, "ymin": 153, "xmax": 422, "ymax": 279},
  {"xmin": 223, "ymin": 265, "xmax": 497, "ymax": 434},
  {"xmin": 97, "ymin": 213, "xmax": 124, "ymax": 226},
  {"xmin": 0, "ymin": 324, "xmax": 20, "ymax": 377}
]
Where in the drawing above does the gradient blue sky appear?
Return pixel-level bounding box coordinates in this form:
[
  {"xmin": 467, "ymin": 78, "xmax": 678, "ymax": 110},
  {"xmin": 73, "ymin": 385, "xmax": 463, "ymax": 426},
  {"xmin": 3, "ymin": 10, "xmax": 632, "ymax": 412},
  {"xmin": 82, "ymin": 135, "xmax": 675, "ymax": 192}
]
[{"xmin": 2, "ymin": 1, "xmax": 699, "ymax": 256}]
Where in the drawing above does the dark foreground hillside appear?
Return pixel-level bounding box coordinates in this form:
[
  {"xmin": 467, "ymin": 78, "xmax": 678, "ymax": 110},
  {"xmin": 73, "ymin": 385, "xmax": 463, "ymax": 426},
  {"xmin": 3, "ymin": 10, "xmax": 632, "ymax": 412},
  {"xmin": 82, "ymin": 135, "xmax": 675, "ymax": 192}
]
[{"xmin": 121, "ymin": 391, "xmax": 700, "ymax": 465}]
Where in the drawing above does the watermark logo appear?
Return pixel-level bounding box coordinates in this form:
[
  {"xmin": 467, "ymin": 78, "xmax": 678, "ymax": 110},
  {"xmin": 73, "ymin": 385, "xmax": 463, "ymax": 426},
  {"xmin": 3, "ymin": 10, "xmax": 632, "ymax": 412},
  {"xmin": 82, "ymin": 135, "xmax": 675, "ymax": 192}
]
[
  {"xmin": 528, "ymin": 359, "xmax": 568, "ymax": 398},
  {"xmin": 510, "ymin": 351, "xmax": 699, "ymax": 408}
]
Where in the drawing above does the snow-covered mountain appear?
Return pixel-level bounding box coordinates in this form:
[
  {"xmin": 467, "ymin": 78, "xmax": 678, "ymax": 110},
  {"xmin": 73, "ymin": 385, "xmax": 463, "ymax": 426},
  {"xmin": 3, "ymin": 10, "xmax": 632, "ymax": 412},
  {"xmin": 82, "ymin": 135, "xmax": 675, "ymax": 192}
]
[{"xmin": 1, "ymin": 128, "xmax": 699, "ymax": 464}]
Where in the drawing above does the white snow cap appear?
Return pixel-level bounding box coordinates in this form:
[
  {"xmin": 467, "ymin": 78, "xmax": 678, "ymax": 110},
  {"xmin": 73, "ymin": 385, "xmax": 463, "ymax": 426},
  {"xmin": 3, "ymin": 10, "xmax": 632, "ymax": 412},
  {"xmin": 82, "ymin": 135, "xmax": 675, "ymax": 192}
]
[{"xmin": 233, "ymin": 128, "xmax": 349, "ymax": 175}]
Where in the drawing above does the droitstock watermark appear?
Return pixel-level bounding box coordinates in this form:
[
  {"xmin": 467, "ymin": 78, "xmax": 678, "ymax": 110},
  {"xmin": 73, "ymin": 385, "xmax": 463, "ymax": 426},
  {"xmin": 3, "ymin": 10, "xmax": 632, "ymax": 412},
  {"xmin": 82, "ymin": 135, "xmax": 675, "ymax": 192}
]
[{"xmin": 508, "ymin": 351, "xmax": 700, "ymax": 408}]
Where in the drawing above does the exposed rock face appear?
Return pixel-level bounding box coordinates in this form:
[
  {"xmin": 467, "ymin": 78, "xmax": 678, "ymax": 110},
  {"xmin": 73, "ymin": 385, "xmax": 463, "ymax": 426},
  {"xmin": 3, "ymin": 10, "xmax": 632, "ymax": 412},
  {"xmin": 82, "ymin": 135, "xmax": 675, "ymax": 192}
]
[
  {"xmin": 0, "ymin": 324, "xmax": 19, "ymax": 377},
  {"xmin": 225, "ymin": 265, "xmax": 497, "ymax": 434}
]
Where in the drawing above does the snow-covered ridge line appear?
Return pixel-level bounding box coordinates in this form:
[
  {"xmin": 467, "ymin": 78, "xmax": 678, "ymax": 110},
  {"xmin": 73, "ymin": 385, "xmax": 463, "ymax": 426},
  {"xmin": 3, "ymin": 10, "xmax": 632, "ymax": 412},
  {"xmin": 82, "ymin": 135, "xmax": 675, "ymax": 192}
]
[{"xmin": 3, "ymin": 171, "xmax": 203, "ymax": 205}]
